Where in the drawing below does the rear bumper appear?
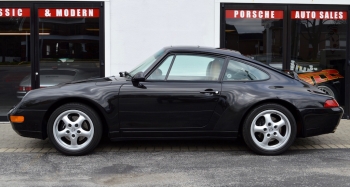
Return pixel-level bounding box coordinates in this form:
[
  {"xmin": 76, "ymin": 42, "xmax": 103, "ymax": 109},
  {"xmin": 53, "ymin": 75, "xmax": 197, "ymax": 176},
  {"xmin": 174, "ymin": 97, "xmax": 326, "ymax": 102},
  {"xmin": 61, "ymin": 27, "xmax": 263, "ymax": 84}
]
[
  {"xmin": 8, "ymin": 108, "xmax": 47, "ymax": 140},
  {"xmin": 299, "ymin": 107, "xmax": 343, "ymax": 137}
]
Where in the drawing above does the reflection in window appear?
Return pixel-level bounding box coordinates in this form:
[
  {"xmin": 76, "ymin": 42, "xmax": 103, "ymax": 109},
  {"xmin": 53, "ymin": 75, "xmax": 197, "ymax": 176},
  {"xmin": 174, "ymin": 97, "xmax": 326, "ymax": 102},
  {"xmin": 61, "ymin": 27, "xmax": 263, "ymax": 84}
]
[
  {"xmin": 38, "ymin": 10, "xmax": 100, "ymax": 90},
  {"xmin": 225, "ymin": 10, "xmax": 284, "ymax": 68},
  {"xmin": 290, "ymin": 11, "xmax": 347, "ymax": 73},
  {"xmin": 290, "ymin": 10, "xmax": 347, "ymax": 105},
  {"xmin": 0, "ymin": 14, "xmax": 31, "ymax": 118}
]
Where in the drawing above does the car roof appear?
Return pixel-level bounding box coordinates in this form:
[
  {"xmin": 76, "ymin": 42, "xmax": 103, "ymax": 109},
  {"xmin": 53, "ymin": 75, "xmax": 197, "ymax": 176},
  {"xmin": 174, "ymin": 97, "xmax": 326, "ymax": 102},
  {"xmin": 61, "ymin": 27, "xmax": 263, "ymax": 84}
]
[
  {"xmin": 163, "ymin": 46, "xmax": 241, "ymax": 56},
  {"xmin": 163, "ymin": 46, "xmax": 272, "ymax": 68}
]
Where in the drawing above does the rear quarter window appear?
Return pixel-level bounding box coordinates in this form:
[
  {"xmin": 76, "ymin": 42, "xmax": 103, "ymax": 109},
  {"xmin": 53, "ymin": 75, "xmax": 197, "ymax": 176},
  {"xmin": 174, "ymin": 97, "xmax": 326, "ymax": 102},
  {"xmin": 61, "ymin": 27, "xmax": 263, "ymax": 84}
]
[{"xmin": 224, "ymin": 59, "xmax": 269, "ymax": 81}]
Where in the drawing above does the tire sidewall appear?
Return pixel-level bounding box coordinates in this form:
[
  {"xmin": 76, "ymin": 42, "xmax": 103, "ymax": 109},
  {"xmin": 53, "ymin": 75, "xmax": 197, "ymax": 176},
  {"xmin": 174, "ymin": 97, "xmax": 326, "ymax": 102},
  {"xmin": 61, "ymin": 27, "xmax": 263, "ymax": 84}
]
[
  {"xmin": 242, "ymin": 103, "xmax": 296, "ymax": 155},
  {"xmin": 47, "ymin": 103, "xmax": 102, "ymax": 156}
]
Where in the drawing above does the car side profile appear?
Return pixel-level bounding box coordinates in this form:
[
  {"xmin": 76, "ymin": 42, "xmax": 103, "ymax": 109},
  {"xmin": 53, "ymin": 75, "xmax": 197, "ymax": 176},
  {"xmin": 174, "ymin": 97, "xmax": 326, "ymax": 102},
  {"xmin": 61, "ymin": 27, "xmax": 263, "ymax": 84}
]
[{"xmin": 8, "ymin": 46, "xmax": 343, "ymax": 156}]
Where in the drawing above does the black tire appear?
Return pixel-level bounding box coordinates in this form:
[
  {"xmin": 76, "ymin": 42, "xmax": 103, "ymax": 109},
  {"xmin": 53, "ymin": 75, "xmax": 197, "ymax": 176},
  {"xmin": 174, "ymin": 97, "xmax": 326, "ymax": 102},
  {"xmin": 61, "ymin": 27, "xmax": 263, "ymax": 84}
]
[
  {"xmin": 242, "ymin": 103, "xmax": 296, "ymax": 155},
  {"xmin": 317, "ymin": 83, "xmax": 339, "ymax": 101},
  {"xmin": 47, "ymin": 103, "xmax": 102, "ymax": 156}
]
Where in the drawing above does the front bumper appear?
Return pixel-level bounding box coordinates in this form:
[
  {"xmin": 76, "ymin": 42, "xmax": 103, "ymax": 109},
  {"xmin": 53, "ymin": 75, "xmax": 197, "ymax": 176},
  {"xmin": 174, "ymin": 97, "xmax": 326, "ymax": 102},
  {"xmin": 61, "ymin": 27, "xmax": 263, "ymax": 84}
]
[
  {"xmin": 300, "ymin": 107, "xmax": 343, "ymax": 137},
  {"xmin": 8, "ymin": 107, "xmax": 47, "ymax": 140}
]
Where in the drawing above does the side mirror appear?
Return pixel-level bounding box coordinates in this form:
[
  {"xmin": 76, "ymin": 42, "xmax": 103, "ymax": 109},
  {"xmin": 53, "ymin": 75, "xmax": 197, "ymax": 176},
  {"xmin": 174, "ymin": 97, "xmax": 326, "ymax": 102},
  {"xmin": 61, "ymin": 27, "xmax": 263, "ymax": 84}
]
[{"xmin": 131, "ymin": 72, "xmax": 146, "ymax": 89}]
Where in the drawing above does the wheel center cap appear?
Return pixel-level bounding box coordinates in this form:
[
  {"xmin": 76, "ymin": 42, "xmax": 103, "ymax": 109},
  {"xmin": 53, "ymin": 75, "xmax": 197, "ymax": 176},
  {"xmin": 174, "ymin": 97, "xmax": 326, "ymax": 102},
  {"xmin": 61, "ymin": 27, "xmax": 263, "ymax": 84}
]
[{"xmin": 269, "ymin": 127, "xmax": 273, "ymax": 132}]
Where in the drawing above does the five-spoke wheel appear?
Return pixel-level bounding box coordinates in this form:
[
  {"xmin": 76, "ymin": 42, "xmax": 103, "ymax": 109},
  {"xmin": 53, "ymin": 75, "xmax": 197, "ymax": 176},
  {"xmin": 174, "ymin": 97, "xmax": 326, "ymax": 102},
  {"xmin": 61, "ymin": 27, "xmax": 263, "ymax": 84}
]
[
  {"xmin": 48, "ymin": 103, "xmax": 102, "ymax": 156},
  {"xmin": 243, "ymin": 104, "xmax": 296, "ymax": 155}
]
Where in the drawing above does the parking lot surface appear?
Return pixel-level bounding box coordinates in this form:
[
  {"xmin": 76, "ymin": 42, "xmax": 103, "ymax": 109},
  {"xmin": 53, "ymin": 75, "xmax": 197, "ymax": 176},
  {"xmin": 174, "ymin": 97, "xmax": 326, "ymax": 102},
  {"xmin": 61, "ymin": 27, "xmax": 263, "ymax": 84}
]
[{"xmin": 0, "ymin": 120, "xmax": 349, "ymax": 153}]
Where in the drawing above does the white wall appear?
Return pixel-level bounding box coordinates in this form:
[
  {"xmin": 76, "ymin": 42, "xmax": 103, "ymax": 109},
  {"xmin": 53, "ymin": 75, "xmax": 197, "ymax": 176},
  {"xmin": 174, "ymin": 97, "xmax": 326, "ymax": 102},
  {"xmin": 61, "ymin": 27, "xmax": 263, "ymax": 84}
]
[
  {"xmin": 107, "ymin": 0, "xmax": 350, "ymax": 77},
  {"xmin": 109, "ymin": 0, "xmax": 215, "ymax": 76}
]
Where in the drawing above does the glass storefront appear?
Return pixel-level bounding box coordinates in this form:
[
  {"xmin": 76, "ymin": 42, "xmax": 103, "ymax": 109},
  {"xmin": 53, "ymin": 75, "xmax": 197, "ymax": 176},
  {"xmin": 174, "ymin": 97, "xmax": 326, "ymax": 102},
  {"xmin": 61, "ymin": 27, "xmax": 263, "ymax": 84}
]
[
  {"xmin": 35, "ymin": 8, "xmax": 100, "ymax": 97},
  {"xmin": 223, "ymin": 5, "xmax": 349, "ymax": 112},
  {"xmin": 0, "ymin": 4, "xmax": 103, "ymax": 121},
  {"xmin": 290, "ymin": 10, "xmax": 347, "ymax": 105},
  {"xmin": 0, "ymin": 8, "xmax": 31, "ymax": 119},
  {"xmin": 225, "ymin": 9, "xmax": 284, "ymax": 69}
]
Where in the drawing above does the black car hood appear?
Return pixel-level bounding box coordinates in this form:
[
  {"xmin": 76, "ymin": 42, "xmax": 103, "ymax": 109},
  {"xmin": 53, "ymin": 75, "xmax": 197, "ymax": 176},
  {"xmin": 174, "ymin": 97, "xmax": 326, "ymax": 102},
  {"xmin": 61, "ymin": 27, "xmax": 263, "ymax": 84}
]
[
  {"xmin": 69, "ymin": 76, "xmax": 118, "ymax": 84},
  {"xmin": 52, "ymin": 76, "xmax": 128, "ymax": 87}
]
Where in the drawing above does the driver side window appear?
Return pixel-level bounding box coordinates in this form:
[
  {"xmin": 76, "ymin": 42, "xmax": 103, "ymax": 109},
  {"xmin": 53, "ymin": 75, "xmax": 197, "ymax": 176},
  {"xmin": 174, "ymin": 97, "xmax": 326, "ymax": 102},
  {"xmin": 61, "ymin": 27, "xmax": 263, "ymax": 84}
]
[{"xmin": 148, "ymin": 54, "xmax": 225, "ymax": 81}]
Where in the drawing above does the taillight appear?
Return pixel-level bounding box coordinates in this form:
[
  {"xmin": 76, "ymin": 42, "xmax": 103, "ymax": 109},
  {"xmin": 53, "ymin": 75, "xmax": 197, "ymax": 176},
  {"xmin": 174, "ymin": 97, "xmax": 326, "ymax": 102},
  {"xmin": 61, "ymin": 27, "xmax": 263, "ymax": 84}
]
[
  {"xmin": 18, "ymin": 86, "xmax": 32, "ymax": 92},
  {"xmin": 324, "ymin": 99, "xmax": 339, "ymax": 108}
]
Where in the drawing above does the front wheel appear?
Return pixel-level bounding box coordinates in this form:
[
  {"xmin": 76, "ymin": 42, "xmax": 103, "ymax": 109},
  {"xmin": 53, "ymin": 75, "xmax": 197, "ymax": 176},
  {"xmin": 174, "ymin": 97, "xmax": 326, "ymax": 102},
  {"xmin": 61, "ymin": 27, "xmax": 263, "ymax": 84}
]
[
  {"xmin": 47, "ymin": 103, "xmax": 102, "ymax": 156},
  {"xmin": 242, "ymin": 103, "xmax": 296, "ymax": 155}
]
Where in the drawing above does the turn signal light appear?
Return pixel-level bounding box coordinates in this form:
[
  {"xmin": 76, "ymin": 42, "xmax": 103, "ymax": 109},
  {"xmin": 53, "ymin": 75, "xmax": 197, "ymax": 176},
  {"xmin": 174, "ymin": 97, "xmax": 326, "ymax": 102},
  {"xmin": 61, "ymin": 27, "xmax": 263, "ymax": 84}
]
[
  {"xmin": 324, "ymin": 99, "xmax": 339, "ymax": 108},
  {"xmin": 10, "ymin": 116, "xmax": 25, "ymax": 123}
]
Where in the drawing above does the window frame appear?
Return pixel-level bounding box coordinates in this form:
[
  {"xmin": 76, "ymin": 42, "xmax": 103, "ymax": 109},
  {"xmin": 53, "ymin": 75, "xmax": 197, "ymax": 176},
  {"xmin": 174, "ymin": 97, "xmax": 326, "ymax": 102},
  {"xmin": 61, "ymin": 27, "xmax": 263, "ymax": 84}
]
[{"xmin": 146, "ymin": 54, "xmax": 175, "ymax": 81}]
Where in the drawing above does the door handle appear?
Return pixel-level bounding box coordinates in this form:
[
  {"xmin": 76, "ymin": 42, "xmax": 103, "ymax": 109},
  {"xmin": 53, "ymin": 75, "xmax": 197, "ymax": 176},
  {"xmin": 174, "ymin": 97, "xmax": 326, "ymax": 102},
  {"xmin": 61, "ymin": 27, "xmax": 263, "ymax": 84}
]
[{"xmin": 200, "ymin": 90, "xmax": 219, "ymax": 95}]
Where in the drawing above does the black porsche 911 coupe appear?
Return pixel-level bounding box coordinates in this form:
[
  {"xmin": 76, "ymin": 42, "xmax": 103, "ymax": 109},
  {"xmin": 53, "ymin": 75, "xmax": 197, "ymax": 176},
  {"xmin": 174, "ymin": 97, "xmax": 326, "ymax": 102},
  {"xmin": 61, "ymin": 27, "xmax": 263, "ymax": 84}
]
[{"xmin": 8, "ymin": 46, "xmax": 343, "ymax": 156}]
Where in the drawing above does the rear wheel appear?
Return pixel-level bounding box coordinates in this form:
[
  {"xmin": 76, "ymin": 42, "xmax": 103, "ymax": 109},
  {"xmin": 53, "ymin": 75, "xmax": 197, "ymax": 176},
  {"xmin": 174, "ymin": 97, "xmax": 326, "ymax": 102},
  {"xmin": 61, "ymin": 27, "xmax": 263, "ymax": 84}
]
[
  {"xmin": 242, "ymin": 103, "xmax": 296, "ymax": 155},
  {"xmin": 47, "ymin": 103, "xmax": 102, "ymax": 156},
  {"xmin": 317, "ymin": 83, "xmax": 339, "ymax": 101}
]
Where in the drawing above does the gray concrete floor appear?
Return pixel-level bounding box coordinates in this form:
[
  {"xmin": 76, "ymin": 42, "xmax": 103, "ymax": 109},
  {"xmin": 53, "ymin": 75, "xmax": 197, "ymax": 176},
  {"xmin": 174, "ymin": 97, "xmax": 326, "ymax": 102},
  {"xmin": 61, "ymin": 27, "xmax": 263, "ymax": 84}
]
[{"xmin": 0, "ymin": 120, "xmax": 349, "ymax": 153}]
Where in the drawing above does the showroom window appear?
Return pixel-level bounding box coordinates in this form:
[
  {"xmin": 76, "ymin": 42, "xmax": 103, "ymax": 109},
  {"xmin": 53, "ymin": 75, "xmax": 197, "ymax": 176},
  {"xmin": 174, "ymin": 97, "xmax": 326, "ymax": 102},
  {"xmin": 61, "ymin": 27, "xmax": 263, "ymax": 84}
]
[
  {"xmin": 290, "ymin": 10, "xmax": 348, "ymax": 105},
  {"xmin": 0, "ymin": 7, "xmax": 31, "ymax": 118},
  {"xmin": 222, "ymin": 5, "xmax": 349, "ymax": 112},
  {"xmin": 225, "ymin": 9, "xmax": 284, "ymax": 68},
  {"xmin": 37, "ymin": 7, "xmax": 101, "ymax": 85},
  {"xmin": 0, "ymin": 3, "xmax": 103, "ymax": 121}
]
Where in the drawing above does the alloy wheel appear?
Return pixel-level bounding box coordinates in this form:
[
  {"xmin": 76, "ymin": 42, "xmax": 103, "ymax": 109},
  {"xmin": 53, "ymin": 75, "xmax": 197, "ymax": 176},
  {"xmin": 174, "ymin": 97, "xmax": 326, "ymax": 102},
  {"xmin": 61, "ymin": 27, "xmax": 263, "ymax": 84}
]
[
  {"xmin": 250, "ymin": 109, "xmax": 291, "ymax": 151},
  {"xmin": 53, "ymin": 110, "xmax": 95, "ymax": 151}
]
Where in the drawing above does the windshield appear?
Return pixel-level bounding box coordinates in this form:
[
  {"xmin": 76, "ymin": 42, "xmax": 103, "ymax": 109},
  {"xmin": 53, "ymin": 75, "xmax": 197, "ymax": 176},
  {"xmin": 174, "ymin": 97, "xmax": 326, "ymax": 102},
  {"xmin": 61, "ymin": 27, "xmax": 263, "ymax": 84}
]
[{"xmin": 129, "ymin": 49, "xmax": 165, "ymax": 77}]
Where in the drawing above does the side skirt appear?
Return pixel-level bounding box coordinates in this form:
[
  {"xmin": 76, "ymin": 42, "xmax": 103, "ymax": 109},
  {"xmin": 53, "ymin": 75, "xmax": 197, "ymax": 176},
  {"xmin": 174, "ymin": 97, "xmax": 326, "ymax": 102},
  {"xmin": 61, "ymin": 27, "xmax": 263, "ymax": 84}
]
[{"xmin": 108, "ymin": 131, "xmax": 238, "ymax": 141}]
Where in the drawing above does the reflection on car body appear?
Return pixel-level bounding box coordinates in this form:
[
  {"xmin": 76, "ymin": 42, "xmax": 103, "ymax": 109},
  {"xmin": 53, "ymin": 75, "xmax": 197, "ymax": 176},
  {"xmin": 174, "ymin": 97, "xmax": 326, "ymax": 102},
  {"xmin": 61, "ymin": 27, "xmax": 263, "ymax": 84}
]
[
  {"xmin": 270, "ymin": 60, "xmax": 344, "ymax": 101},
  {"xmin": 8, "ymin": 46, "xmax": 343, "ymax": 156},
  {"xmin": 17, "ymin": 68, "xmax": 99, "ymax": 99}
]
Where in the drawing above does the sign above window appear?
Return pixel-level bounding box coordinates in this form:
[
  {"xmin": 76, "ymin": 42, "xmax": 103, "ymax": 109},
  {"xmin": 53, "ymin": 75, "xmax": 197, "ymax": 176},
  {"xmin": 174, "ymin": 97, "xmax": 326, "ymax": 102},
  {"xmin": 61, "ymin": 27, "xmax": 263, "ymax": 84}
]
[
  {"xmin": 0, "ymin": 8, "xmax": 30, "ymax": 17},
  {"xmin": 291, "ymin": 10, "xmax": 347, "ymax": 20},
  {"xmin": 38, "ymin": 8, "xmax": 99, "ymax": 18},
  {"xmin": 226, "ymin": 10, "xmax": 283, "ymax": 19}
]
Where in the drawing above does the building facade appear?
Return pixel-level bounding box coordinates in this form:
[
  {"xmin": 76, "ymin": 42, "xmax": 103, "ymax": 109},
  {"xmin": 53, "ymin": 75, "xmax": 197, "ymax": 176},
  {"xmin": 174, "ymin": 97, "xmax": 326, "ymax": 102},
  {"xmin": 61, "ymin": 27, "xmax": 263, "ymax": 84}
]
[{"xmin": 0, "ymin": 0, "xmax": 349, "ymax": 121}]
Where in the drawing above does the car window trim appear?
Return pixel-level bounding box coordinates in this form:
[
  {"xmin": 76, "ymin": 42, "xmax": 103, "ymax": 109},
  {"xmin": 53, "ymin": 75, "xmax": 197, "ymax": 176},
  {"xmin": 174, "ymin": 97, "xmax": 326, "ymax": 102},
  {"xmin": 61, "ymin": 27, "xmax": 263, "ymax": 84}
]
[
  {"xmin": 218, "ymin": 57, "xmax": 230, "ymax": 82},
  {"xmin": 141, "ymin": 48, "xmax": 169, "ymax": 79},
  {"xmin": 164, "ymin": 55, "xmax": 176, "ymax": 81},
  {"xmin": 223, "ymin": 57, "xmax": 271, "ymax": 82},
  {"xmin": 145, "ymin": 54, "xmax": 175, "ymax": 81}
]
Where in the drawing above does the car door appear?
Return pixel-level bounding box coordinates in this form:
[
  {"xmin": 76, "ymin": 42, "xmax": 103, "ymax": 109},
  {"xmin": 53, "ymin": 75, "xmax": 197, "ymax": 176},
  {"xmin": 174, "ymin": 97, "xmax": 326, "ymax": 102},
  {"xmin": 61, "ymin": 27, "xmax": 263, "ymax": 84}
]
[{"xmin": 119, "ymin": 53, "xmax": 226, "ymax": 134}]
